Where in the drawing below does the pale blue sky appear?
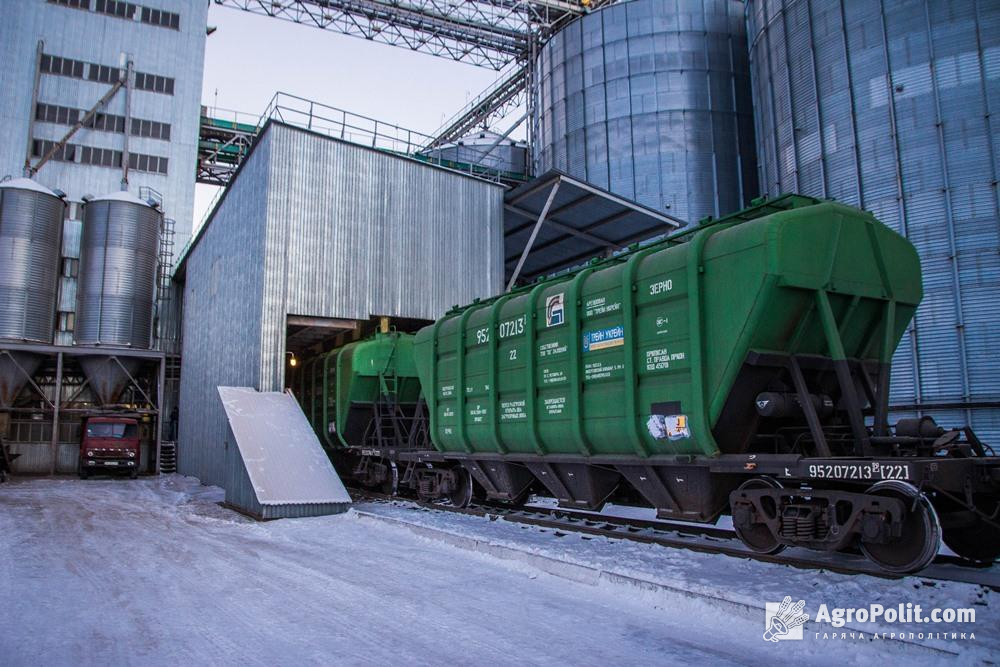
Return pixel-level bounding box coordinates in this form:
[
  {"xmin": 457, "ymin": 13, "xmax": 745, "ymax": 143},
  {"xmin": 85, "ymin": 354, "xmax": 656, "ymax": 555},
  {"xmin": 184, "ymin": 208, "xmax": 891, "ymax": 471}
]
[{"xmin": 194, "ymin": 4, "xmax": 520, "ymax": 224}]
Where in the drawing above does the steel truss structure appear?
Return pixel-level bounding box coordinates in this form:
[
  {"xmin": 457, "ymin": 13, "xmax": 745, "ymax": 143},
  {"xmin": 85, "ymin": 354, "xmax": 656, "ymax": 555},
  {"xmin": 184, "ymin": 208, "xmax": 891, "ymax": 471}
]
[
  {"xmin": 214, "ymin": 1, "xmax": 618, "ymax": 148},
  {"xmin": 214, "ymin": 0, "xmax": 586, "ymax": 69}
]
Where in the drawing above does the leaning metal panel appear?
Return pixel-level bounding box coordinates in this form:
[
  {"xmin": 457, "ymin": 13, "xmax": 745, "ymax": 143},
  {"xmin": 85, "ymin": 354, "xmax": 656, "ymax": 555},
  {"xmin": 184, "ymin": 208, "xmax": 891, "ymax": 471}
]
[
  {"xmin": 532, "ymin": 0, "xmax": 758, "ymax": 223},
  {"xmin": 75, "ymin": 193, "xmax": 162, "ymax": 349},
  {"xmin": 0, "ymin": 179, "xmax": 64, "ymax": 344},
  {"xmin": 747, "ymin": 0, "xmax": 1000, "ymax": 440}
]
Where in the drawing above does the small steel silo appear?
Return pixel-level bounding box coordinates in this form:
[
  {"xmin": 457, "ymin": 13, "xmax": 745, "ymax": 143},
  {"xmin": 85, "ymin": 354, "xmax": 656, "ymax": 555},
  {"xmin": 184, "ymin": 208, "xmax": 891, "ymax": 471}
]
[
  {"xmin": 0, "ymin": 177, "xmax": 65, "ymax": 407},
  {"xmin": 76, "ymin": 191, "xmax": 162, "ymax": 404}
]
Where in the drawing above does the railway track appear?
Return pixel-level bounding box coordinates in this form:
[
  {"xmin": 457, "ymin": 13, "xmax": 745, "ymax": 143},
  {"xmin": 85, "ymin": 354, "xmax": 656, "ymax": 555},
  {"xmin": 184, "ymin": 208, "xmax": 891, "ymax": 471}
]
[{"xmin": 350, "ymin": 489, "xmax": 1000, "ymax": 591}]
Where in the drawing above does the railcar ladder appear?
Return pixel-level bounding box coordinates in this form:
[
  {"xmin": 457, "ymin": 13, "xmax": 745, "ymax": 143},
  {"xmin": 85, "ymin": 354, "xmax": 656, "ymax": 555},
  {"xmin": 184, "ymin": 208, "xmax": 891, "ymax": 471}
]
[{"xmin": 369, "ymin": 361, "xmax": 410, "ymax": 449}]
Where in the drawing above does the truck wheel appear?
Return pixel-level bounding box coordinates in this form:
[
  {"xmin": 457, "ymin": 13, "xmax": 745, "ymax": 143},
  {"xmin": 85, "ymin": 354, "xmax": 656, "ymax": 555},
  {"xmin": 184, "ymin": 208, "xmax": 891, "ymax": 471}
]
[
  {"xmin": 129, "ymin": 469, "xmax": 139, "ymax": 480},
  {"xmin": 79, "ymin": 469, "xmax": 89, "ymax": 480}
]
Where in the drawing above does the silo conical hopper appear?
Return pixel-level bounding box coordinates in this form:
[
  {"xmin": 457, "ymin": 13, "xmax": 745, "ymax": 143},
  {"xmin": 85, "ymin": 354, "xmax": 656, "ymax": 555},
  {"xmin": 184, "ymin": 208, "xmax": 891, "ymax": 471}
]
[
  {"xmin": 0, "ymin": 352, "xmax": 43, "ymax": 408},
  {"xmin": 78, "ymin": 355, "xmax": 143, "ymax": 406}
]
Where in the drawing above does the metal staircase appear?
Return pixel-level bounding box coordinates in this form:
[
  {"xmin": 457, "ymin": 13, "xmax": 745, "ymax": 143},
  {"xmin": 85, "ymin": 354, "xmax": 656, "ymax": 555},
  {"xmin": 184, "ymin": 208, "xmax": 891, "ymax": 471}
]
[{"xmin": 158, "ymin": 441, "xmax": 177, "ymax": 474}]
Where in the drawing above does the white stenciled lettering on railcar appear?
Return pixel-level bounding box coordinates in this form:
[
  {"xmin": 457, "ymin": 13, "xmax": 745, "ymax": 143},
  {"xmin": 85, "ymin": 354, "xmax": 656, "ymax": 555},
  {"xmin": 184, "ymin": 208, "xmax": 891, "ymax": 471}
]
[{"xmin": 649, "ymin": 279, "xmax": 674, "ymax": 295}]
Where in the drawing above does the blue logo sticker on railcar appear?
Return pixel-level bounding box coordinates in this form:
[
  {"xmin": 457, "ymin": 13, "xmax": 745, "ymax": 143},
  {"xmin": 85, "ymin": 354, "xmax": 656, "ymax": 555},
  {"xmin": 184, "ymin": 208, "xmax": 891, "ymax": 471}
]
[
  {"xmin": 545, "ymin": 293, "xmax": 565, "ymax": 327},
  {"xmin": 582, "ymin": 325, "xmax": 624, "ymax": 352}
]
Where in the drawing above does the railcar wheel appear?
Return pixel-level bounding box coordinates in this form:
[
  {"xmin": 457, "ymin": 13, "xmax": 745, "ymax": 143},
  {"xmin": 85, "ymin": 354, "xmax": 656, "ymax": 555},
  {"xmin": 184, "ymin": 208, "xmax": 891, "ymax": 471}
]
[
  {"xmin": 381, "ymin": 460, "xmax": 399, "ymax": 496},
  {"xmin": 732, "ymin": 477, "xmax": 786, "ymax": 555},
  {"xmin": 943, "ymin": 498, "xmax": 1000, "ymax": 564},
  {"xmin": 860, "ymin": 481, "xmax": 941, "ymax": 574},
  {"xmin": 447, "ymin": 467, "xmax": 473, "ymax": 508}
]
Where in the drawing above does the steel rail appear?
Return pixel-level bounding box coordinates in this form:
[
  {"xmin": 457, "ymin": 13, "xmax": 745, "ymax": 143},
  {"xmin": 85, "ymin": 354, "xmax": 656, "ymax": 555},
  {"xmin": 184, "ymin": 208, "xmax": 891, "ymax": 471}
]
[{"xmin": 351, "ymin": 489, "xmax": 1000, "ymax": 590}]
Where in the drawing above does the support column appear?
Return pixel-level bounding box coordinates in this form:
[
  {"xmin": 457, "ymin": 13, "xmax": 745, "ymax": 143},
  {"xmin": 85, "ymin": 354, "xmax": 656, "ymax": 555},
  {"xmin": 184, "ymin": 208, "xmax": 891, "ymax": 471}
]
[
  {"xmin": 506, "ymin": 179, "xmax": 561, "ymax": 291},
  {"xmin": 49, "ymin": 352, "xmax": 63, "ymax": 476}
]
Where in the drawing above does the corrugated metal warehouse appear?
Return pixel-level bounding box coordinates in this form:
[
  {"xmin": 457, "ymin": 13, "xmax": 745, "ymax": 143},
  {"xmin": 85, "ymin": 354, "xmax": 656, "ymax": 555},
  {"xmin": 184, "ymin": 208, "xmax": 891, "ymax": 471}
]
[{"xmin": 175, "ymin": 121, "xmax": 505, "ymax": 489}]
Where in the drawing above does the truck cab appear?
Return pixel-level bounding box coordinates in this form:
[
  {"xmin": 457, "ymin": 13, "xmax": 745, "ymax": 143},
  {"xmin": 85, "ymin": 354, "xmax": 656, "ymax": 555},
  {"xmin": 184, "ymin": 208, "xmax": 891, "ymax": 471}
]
[{"xmin": 78, "ymin": 417, "xmax": 141, "ymax": 479}]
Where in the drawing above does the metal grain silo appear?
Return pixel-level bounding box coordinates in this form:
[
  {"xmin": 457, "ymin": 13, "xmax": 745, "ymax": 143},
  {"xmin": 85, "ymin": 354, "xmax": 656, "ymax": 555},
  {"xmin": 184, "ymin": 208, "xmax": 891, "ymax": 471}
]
[
  {"xmin": 532, "ymin": 0, "xmax": 758, "ymax": 223},
  {"xmin": 422, "ymin": 131, "xmax": 528, "ymax": 177},
  {"xmin": 747, "ymin": 0, "xmax": 1000, "ymax": 440},
  {"xmin": 0, "ymin": 178, "xmax": 64, "ymax": 343},
  {"xmin": 76, "ymin": 191, "xmax": 161, "ymax": 349},
  {"xmin": 0, "ymin": 177, "xmax": 64, "ymax": 407}
]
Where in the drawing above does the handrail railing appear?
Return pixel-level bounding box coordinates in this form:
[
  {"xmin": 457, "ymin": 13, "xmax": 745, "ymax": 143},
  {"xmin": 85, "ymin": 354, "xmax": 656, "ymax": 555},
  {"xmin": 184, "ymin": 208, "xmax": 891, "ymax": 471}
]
[{"xmin": 255, "ymin": 92, "xmax": 520, "ymax": 181}]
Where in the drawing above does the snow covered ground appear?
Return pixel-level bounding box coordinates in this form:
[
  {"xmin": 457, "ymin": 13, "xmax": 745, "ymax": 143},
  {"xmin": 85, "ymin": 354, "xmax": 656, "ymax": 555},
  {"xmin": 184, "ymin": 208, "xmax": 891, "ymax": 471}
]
[{"xmin": 0, "ymin": 476, "xmax": 994, "ymax": 666}]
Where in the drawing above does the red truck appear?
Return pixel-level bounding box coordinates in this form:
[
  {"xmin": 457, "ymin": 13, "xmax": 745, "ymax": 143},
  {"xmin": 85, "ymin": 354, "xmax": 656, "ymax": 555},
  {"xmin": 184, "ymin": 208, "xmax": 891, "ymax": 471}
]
[{"xmin": 78, "ymin": 417, "xmax": 141, "ymax": 479}]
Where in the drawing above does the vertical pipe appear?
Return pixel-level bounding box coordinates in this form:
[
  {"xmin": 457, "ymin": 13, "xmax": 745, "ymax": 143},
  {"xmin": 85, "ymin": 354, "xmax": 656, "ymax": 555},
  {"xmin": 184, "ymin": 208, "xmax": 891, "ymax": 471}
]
[
  {"xmin": 121, "ymin": 60, "xmax": 133, "ymax": 189},
  {"xmin": 727, "ymin": 15, "xmax": 745, "ymax": 206},
  {"xmin": 703, "ymin": 1, "xmax": 720, "ymax": 218},
  {"xmin": 778, "ymin": 0, "xmax": 801, "ymax": 193},
  {"xmin": 804, "ymin": 0, "xmax": 828, "ymax": 198},
  {"xmin": 49, "ymin": 352, "xmax": 62, "ymax": 476},
  {"xmin": 972, "ymin": 0, "xmax": 1000, "ymax": 231},
  {"xmin": 763, "ymin": 2, "xmax": 784, "ymax": 193},
  {"xmin": 155, "ymin": 354, "xmax": 165, "ymax": 475},
  {"xmin": 836, "ymin": 0, "xmax": 865, "ymax": 207},
  {"xmin": 24, "ymin": 41, "xmax": 44, "ymax": 176},
  {"xmin": 876, "ymin": 0, "xmax": 922, "ymax": 412},
  {"xmin": 922, "ymin": 0, "xmax": 972, "ymax": 427}
]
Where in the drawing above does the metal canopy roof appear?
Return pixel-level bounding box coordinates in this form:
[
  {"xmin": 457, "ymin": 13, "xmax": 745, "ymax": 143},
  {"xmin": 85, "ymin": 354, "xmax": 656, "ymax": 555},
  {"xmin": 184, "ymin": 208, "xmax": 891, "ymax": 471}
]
[{"xmin": 504, "ymin": 170, "xmax": 685, "ymax": 287}]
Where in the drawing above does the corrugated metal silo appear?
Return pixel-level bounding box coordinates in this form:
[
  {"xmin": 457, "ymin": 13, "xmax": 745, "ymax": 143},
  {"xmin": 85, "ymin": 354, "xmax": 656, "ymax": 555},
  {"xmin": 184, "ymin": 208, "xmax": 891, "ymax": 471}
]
[
  {"xmin": 0, "ymin": 177, "xmax": 64, "ymax": 407},
  {"xmin": 747, "ymin": 0, "xmax": 1000, "ymax": 439},
  {"xmin": 0, "ymin": 178, "xmax": 64, "ymax": 343},
  {"xmin": 532, "ymin": 0, "xmax": 758, "ymax": 223},
  {"xmin": 422, "ymin": 131, "xmax": 528, "ymax": 176},
  {"xmin": 76, "ymin": 191, "xmax": 161, "ymax": 349}
]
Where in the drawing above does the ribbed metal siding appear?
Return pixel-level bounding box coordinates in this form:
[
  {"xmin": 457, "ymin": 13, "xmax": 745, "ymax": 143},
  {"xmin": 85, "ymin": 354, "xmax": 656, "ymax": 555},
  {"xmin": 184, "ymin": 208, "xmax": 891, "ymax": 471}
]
[
  {"xmin": 532, "ymin": 0, "xmax": 758, "ymax": 222},
  {"xmin": 177, "ymin": 131, "xmax": 270, "ymax": 488},
  {"xmin": 747, "ymin": 0, "xmax": 1000, "ymax": 441},
  {"xmin": 0, "ymin": 183, "xmax": 64, "ymax": 343},
  {"xmin": 178, "ymin": 124, "xmax": 504, "ymax": 488},
  {"xmin": 258, "ymin": 123, "xmax": 505, "ymax": 392},
  {"xmin": 0, "ymin": 1, "xmax": 208, "ymax": 250},
  {"xmin": 76, "ymin": 197, "xmax": 161, "ymax": 348}
]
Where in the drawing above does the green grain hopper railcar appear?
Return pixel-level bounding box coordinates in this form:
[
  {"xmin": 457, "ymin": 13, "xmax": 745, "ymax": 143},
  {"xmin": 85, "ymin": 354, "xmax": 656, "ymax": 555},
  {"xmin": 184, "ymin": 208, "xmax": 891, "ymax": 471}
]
[
  {"xmin": 416, "ymin": 194, "xmax": 919, "ymax": 456},
  {"xmin": 321, "ymin": 194, "xmax": 999, "ymax": 573},
  {"xmin": 414, "ymin": 194, "xmax": 926, "ymax": 518},
  {"xmin": 299, "ymin": 332, "xmax": 422, "ymax": 450}
]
